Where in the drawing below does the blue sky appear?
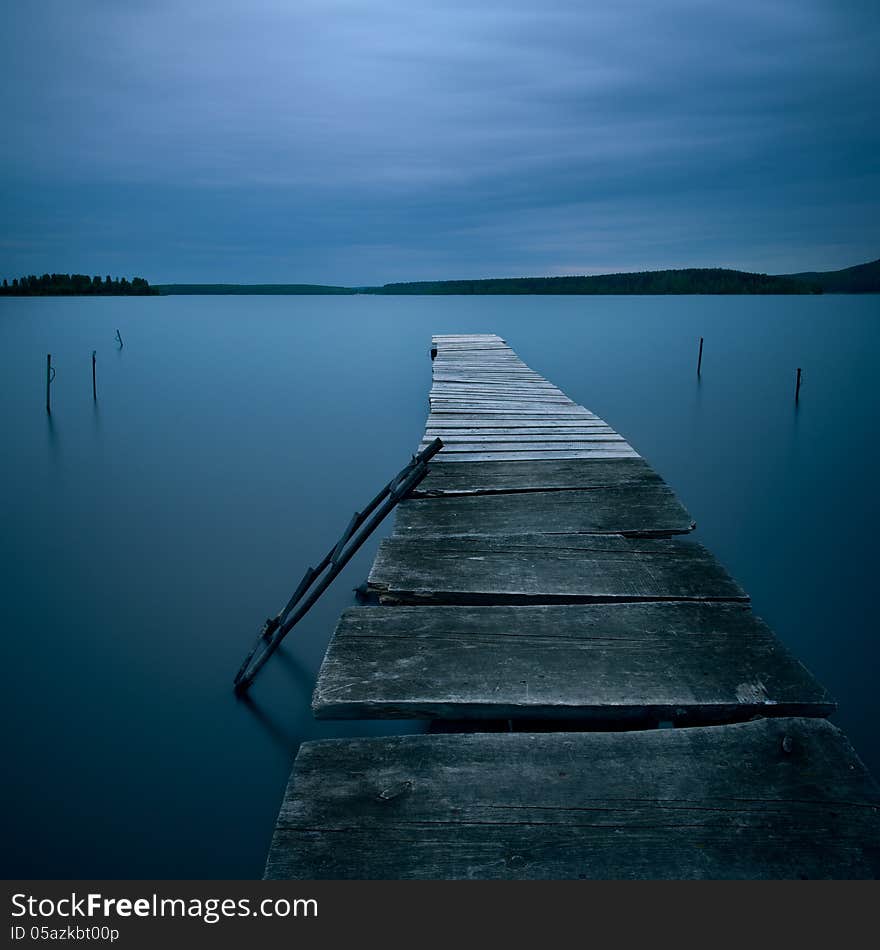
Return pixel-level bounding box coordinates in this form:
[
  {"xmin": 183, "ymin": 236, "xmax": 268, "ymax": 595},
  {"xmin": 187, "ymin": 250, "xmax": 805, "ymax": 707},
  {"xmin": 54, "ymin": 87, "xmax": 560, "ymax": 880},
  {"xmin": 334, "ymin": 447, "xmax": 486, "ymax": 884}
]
[{"xmin": 1, "ymin": 0, "xmax": 878, "ymax": 283}]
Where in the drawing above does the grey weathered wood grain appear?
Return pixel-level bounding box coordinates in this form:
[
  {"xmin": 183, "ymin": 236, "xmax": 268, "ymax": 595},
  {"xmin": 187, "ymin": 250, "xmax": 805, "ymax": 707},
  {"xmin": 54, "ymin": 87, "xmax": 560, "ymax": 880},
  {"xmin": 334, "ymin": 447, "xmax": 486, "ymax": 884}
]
[
  {"xmin": 368, "ymin": 534, "xmax": 748, "ymax": 604},
  {"xmin": 430, "ymin": 400, "xmax": 575, "ymax": 408},
  {"xmin": 431, "ymin": 381, "xmax": 562, "ymax": 390},
  {"xmin": 424, "ymin": 434, "xmax": 626, "ymax": 446},
  {"xmin": 427, "ymin": 416, "xmax": 602, "ymax": 426},
  {"xmin": 264, "ymin": 718, "xmax": 880, "ymax": 879},
  {"xmin": 429, "ymin": 448, "xmax": 641, "ymax": 461},
  {"xmin": 425, "ymin": 421, "xmax": 606, "ymax": 430},
  {"xmin": 431, "ymin": 372, "xmax": 546, "ymax": 380},
  {"xmin": 428, "ymin": 445, "xmax": 631, "ymax": 457},
  {"xmin": 431, "ymin": 375, "xmax": 551, "ymax": 383},
  {"xmin": 428, "ymin": 407, "xmax": 595, "ymax": 415},
  {"xmin": 426, "ymin": 426, "xmax": 614, "ymax": 436},
  {"xmin": 313, "ymin": 603, "xmax": 834, "ymax": 722},
  {"xmin": 413, "ymin": 459, "xmax": 661, "ymax": 496},
  {"xmin": 430, "ymin": 445, "xmax": 630, "ymax": 461},
  {"xmin": 394, "ymin": 486, "xmax": 693, "ymax": 538}
]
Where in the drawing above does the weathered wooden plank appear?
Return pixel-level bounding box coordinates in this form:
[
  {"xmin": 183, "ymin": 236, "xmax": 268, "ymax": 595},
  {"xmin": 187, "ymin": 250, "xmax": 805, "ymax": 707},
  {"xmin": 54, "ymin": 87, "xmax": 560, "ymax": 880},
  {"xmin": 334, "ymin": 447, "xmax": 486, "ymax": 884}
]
[
  {"xmin": 428, "ymin": 409, "xmax": 597, "ymax": 417},
  {"xmin": 426, "ymin": 429, "xmax": 616, "ymax": 439},
  {"xmin": 429, "ymin": 405, "xmax": 593, "ymax": 413},
  {"xmin": 368, "ymin": 534, "xmax": 748, "ymax": 604},
  {"xmin": 431, "ymin": 393, "xmax": 574, "ymax": 401},
  {"xmin": 431, "ymin": 385, "xmax": 555, "ymax": 391},
  {"xmin": 312, "ymin": 603, "xmax": 834, "ymax": 722},
  {"xmin": 434, "ymin": 369, "xmax": 557, "ymax": 388},
  {"xmin": 432, "ymin": 379, "xmax": 546, "ymax": 385},
  {"xmin": 427, "ymin": 419, "xmax": 602, "ymax": 428},
  {"xmin": 426, "ymin": 418, "xmax": 604, "ymax": 427},
  {"xmin": 431, "ymin": 370, "xmax": 543, "ymax": 377},
  {"xmin": 425, "ymin": 438, "xmax": 628, "ymax": 451},
  {"xmin": 429, "ymin": 449, "xmax": 641, "ymax": 461},
  {"xmin": 431, "ymin": 390, "xmax": 564, "ymax": 397},
  {"xmin": 426, "ymin": 410, "xmax": 608, "ymax": 429},
  {"xmin": 264, "ymin": 718, "xmax": 880, "ymax": 879},
  {"xmin": 431, "ymin": 377, "xmax": 556, "ymax": 383},
  {"xmin": 430, "ymin": 402, "xmax": 578, "ymax": 412},
  {"xmin": 394, "ymin": 486, "xmax": 693, "ymax": 538},
  {"xmin": 426, "ymin": 431, "xmax": 617, "ymax": 441},
  {"xmin": 432, "ymin": 377, "xmax": 559, "ymax": 385},
  {"xmin": 433, "ymin": 355, "xmax": 520, "ymax": 361},
  {"xmin": 413, "ymin": 459, "xmax": 662, "ymax": 496},
  {"xmin": 431, "ymin": 387, "xmax": 566, "ymax": 397}
]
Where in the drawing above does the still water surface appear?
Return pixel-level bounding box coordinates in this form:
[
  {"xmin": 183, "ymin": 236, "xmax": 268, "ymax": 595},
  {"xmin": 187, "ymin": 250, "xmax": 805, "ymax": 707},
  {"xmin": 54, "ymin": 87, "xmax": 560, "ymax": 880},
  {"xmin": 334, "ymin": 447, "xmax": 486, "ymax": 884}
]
[{"xmin": 1, "ymin": 293, "xmax": 878, "ymax": 877}]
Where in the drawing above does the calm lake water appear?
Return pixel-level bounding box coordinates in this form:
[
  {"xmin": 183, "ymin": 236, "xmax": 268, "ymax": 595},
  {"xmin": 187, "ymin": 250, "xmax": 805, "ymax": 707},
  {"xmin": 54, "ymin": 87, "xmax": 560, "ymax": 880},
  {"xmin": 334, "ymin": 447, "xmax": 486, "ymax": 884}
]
[{"xmin": 1, "ymin": 293, "xmax": 878, "ymax": 878}]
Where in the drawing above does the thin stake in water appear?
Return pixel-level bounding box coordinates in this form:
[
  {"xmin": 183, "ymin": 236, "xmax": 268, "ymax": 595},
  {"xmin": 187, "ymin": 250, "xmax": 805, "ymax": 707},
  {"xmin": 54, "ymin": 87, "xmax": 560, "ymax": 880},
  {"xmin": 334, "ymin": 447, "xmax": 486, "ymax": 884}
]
[{"xmin": 46, "ymin": 354, "xmax": 55, "ymax": 413}]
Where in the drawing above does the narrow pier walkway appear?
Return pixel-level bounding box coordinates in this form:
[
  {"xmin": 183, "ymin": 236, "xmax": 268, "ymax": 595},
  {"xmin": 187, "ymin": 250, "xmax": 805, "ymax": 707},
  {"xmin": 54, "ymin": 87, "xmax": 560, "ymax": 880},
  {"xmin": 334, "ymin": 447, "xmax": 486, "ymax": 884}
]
[{"xmin": 265, "ymin": 334, "xmax": 880, "ymax": 879}]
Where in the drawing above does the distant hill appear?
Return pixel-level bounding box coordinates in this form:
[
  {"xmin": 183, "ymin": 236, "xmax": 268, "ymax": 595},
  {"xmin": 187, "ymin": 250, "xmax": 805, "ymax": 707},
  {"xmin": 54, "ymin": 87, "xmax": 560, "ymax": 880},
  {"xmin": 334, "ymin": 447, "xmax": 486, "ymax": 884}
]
[
  {"xmin": 154, "ymin": 283, "xmax": 356, "ymax": 295},
  {"xmin": 785, "ymin": 258, "xmax": 880, "ymax": 293},
  {"xmin": 366, "ymin": 268, "xmax": 820, "ymax": 296}
]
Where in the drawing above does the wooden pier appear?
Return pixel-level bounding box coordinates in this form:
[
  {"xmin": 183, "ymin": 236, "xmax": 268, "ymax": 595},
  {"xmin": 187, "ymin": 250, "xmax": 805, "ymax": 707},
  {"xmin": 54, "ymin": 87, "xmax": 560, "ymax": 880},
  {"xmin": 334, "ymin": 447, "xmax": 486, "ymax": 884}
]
[{"xmin": 265, "ymin": 334, "xmax": 880, "ymax": 879}]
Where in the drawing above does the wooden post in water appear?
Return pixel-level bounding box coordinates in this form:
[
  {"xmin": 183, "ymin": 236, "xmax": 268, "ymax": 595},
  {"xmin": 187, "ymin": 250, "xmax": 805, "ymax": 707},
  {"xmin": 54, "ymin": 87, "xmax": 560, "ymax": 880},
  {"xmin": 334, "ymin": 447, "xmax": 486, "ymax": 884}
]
[
  {"xmin": 115, "ymin": 329, "xmax": 124, "ymax": 348},
  {"xmin": 92, "ymin": 350, "xmax": 97, "ymax": 401},
  {"xmin": 796, "ymin": 367, "xmax": 802, "ymax": 403},
  {"xmin": 46, "ymin": 354, "xmax": 53, "ymax": 413},
  {"xmin": 697, "ymin": 337, "xmax": 704, "ymax": 377}
]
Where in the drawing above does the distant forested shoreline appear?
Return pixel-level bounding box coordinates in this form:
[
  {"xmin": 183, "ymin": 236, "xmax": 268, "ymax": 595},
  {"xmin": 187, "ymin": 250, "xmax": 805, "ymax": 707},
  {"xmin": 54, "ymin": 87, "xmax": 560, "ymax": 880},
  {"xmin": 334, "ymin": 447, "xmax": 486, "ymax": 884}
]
[
  {"xmin": 151, "ymin": 259, "xmax": 877, "ymax": 295},
  {"xmin": 156, "ymin": 283, "xmax": 355, "ymax": 295},
  {"xmin": 2, "ymin": 258, "xmax": 878, "ymax": 297},
  {"xmin": 366, "ymin": 269, "xmax": 818, "ymax": 295},
  {"xmin": 0, "ymin": 273, "xmax": 158, "ymax": 296}
]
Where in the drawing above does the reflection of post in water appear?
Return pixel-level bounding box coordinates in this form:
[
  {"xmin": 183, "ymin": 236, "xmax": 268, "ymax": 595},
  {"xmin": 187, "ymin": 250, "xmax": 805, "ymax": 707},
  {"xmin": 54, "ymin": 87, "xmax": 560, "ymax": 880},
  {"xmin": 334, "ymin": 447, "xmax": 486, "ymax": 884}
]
[
  {"xmin": 92, "ymin": 393, "xmax": 102, "ymax": 434},
  {"xmin": 45, "ymin": 409, "xmax": 61, "ymax": 461},
  {"xmin": 46, "ymin": 409, "xmax": 57, "ymax": 441},
  {"xmin": 237, "ymin": 692, "xmax": 301, "ymax": 756}
]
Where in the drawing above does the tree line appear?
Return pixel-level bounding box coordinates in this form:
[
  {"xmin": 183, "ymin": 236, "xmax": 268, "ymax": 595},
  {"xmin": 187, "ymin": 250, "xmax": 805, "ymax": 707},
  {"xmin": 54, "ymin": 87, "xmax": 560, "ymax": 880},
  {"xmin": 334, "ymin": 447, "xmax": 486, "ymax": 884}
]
[
  {"xmin": 0, "ymin": 273, "xmax": 158, "ymax": 296},
  {"xmin": 367, "ymin": 268, "xmax": 822, "ymax": 295}
]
